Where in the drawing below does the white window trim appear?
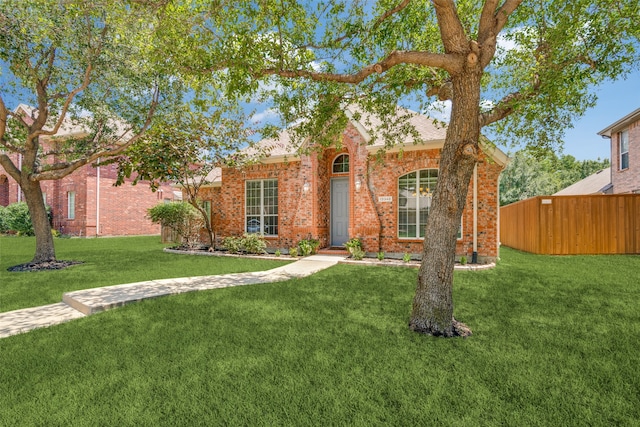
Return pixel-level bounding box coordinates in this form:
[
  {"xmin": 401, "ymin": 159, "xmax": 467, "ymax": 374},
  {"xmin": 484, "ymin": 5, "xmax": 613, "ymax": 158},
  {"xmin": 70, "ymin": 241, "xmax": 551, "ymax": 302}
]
[
  {"xmin": 245, "ymin": 179, "xmax": 278, "ymax": 236},
  {"xmin": 619, "ymin": 130, "xmax": 629, "ymax": 171},
  {"xmin": 67, "ymin": 191, "xmax": 76, "ymax": 220},
  {"xmin": 332, "ymin": 153, "xmax": 350, "ymax": 174},
  {"xmin": 397, "ymin": 169, "xmax": 462, "ymax": 240}
]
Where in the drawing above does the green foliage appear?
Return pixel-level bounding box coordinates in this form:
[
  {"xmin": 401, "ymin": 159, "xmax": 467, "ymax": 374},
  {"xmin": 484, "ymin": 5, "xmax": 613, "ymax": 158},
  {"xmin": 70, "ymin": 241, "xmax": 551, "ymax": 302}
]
[
  {"xmin": 403, "ymin": 252, "xmax": 412, "ymax": 263},
  {"xmin": 0, "ymin": 206, "xmax": 8, "ymax": 234},
  {"xmin": 377, "ymin": 251, "xmax": 385, "ymax": 261},
  {"xmin": 344, "ymin": 238, "xmax": 362, "ymax": 256},
  {"xmin": 288, "ymin": 247, "xmax": 298, "ymax": 257},
  {"xmin": 222, "ymin": 236, "xmax": 243, "ymax": 254},
  {"xmin": 297, "ymin": 238, "xmax": 320, "ymax": 256},
  {"xmin": 500, "ymin": 150, "xmax": 611, "ymax": 205},
  {"xmin": 351, "ymin": 247, "xmax": 365, "ymax": 261},
  {"xmin": 2, "ymin": 202, "xmax": 51, "ymax": 236},
  {"xmin": 274, "ymin": 249, "xmax": 281, "ymax": 257},
  {"xmin": 147, "ymin": 202, "xmax": 203, "ymax": 248},
  {"xmin": 222, "ymin": 233, "xmax": 267, "ymax": 254},
  {"xmin": 459, "ymin": 256, "xmax": 467, "ymax": 265},
  {"xmin": 242, "ymin": 233, "xmax": 267, "ymax": 255}
]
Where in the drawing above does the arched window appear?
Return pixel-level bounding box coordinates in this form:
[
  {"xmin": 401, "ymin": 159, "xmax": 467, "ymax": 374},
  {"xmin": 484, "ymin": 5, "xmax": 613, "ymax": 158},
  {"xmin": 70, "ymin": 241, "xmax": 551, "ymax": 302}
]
[
  {"xmin": 332, "ymin": 154, "xmax": 349, "ymax": 174},
  {"xmin": 398, "ymin": 169, "xmax": 438, "ymax": 238}
]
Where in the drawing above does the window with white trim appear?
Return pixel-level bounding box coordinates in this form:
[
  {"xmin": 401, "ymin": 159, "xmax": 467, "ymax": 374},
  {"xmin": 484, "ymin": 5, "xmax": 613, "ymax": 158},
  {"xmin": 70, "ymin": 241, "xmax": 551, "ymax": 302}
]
[
  {"xmin": 245, "ymin": 179, "xmax": 278, "ymax": 236},
  {"xmin": 332, "ymin": 154, "xmax": 349, "ymax": 173},
  {"xmin": 619, "ymin": 130, "xmax": 629, "ymax": 170},
  {"xmin": 398, "ymin": 169, "xmax": 462, "ymax": 239},
  {"xmin": 67, "ymin": 191, "xmax": 76, "ymax": 220}
]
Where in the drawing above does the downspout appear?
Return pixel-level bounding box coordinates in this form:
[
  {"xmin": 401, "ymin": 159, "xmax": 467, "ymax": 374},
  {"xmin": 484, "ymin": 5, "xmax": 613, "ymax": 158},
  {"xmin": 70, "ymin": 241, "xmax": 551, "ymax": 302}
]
[
  {"xmin": 96, "ymin": 158, "xmax": 100, "ymax": 237},
  {"xmin": 472, "ymin": 163, "xmax": 478, "ymax": 264}
]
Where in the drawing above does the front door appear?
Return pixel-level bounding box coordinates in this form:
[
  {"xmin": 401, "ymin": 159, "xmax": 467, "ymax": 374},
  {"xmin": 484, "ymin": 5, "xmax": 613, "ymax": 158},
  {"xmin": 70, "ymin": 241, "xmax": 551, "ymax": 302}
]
[{"xmin": 331, "ymin": 178, "xmax": 349, "ymax": 246}]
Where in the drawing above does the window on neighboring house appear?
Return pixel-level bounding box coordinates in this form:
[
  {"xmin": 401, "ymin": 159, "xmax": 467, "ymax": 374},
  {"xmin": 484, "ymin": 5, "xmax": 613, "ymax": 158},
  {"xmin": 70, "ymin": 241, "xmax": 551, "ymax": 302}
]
[
  {"xmin": 201, "ymin": 200, "xmax": 211, "ymax": 223},
  {"xmin": 619, "ymin": 130, "xmax": 629, "ymax": 170},
  {"xmin": 398, "ymin": 169, "xmax": 462, "ymax": 239},
  {"xmin": 67, "ymin": 191, "xmax": 76, "ymax": 220},
  {"xmin": 332, "ymin": 154, "xmax": 350, "ymax": 173},
  {"xmin": 245, "ymin": 179, "xmax": 278, "ymax": 236}
]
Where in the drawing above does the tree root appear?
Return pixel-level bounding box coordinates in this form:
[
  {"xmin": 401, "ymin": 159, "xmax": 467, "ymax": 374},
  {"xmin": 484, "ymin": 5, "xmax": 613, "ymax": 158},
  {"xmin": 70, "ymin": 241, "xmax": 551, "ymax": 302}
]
[{"xmin": 409, "ymin": 317, "xmax": 473, "ymax": 338}]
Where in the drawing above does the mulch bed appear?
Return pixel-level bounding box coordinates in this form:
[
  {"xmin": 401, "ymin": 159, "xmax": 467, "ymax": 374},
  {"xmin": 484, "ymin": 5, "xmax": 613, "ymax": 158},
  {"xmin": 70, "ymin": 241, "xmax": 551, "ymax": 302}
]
[{"xmin": 7, "ymin": 260, "xmax": 83, "ymax": 272}]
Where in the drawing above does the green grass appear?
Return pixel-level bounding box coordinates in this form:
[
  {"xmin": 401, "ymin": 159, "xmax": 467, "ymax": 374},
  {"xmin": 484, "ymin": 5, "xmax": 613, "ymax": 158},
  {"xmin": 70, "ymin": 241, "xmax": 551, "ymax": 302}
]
[
  {"xmin": 0, "ymin": 236, "xmax": 290, "ymax": 313},
  {"xmin": 1, "ymin": 246, "xmax": 639, "ymax": 425}
]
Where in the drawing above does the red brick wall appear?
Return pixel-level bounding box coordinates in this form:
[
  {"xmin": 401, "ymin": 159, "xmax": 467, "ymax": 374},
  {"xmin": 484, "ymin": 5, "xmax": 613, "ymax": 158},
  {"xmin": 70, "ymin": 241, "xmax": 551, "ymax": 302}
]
[
  {"xmin": 211, "ymin": 122, "xmax": 503, "ymax": 262},
  {"xmin": 1, "ymin": 156, "xmax": 172, "ymax": 237},
  {"xmin": 610, "ymin": 118, "xmax": 640, "ymax": 194}
]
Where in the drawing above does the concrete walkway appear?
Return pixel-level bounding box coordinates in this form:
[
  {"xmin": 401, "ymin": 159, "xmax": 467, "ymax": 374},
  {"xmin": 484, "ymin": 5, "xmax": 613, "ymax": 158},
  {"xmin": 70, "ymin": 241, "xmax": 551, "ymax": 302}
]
[{"xmin": 0, "ymin": 255, "xmax": 344, "ymax": 339}]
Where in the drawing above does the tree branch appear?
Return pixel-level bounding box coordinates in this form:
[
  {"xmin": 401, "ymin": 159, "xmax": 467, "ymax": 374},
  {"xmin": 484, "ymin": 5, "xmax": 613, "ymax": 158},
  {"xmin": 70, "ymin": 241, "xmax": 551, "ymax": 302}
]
[
  {"xmin": 372, "ymin": 0, "xmax": 412, "ymax": 30},
  {"xmin": 431, "ymin": 0, "xmax": 468, "ymax": 53},
  {"xmin": 263, "ymin": 50, "xmax": 461, "ymax": 83},
  {"xmin": 32, "ymin": 85, "xmax": 161, "ymax": 181},
  {"xmin": 477, "ymin": 0, "xmax": 523, "ymax": 68}
]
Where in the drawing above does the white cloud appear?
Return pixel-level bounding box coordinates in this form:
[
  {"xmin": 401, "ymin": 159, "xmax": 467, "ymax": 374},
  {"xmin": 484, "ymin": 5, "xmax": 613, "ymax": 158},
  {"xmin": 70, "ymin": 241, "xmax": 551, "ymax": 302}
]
[
  {"xmin": 251, "ymin": 108, "xmax": 279, "ymax": 124},
  {"xmin": 423, "ymin": 100, "xmax": 451, "ymax": 122}
]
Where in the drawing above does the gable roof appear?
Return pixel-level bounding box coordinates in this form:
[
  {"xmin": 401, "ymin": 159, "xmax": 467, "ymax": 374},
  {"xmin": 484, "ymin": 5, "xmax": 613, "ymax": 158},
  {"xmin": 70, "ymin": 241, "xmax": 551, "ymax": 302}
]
[
  {"xmin": 597, "ymin": 108, "xmax": 640, "ymax": 138},
  {"xmin": 248, "ymin": 106, "xmax": 508, "ymax": 166},
  {"xmin": 553, "ymin": 168, "xmax": 613, "ymax": 195}
]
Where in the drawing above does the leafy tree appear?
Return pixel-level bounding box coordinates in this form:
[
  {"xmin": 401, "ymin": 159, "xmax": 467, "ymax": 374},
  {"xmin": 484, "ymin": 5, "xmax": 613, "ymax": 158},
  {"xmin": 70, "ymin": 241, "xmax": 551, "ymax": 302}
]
[
  {"xmin": 179, "ymin": 0, "xmax": 639, "ymax": 336},
  {"xmin": 114, "ymin": 100, "xmax": 252, "ymax": 248},
  {"xmin": 0, "ymin": 1, "xmax": 180, "ymax": 267},
  {"xmin": 500, "ymin": 150, "xmax": 611, "ymax": 205}
]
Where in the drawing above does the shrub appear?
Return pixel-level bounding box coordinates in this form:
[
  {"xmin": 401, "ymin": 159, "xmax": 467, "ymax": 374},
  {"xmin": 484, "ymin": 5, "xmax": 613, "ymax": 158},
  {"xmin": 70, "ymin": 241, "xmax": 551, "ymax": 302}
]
[
  {"xmin": 377, "ymin": 251, "xmax": 385, "ymax": 261},
  {"xmin": 3, "ymin": 202, "xmax": 50, "ymax": 236},
  {"xmin": 344, "ymin": 237, "xmax": 362, "ymax": 256},
  {"xmin": 242, "ymin": 233, "xmax": 267, "ymax": 254},
  {"xmin": 148, "ymin": 202, "xmax": 203, "ymax": 248},
  {"xmin": 0, "ymin": 205, "xmax": 7, "ymax": 234},
  {"xmin": 297, "ymin": 238, "xmax": 319, "ymax": 256},
  {"xmin": 288, "ymin": 247, "xmax": 298, "ymax": 257},
  {"xmin": 403, "ymin": 252, "xmax": 412, "ymax": 263},
  {"xmin": 274, "ymin": 249, "xmax": 281, "ymax": 257},
  {"xmin": 459, "ymin": 255, "xmax": 467, "ymax": 265},
  {"xmin": 351, "ymin": 247, "xmax": 365, "ymax": 260},
  {"xmin": 222, "ymin": 236, "xmax": 243, "ymax": 254}
]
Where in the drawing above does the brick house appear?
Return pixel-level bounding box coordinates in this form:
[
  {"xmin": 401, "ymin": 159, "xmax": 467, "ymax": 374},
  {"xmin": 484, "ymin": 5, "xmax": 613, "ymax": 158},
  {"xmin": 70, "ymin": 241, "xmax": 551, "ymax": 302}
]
[
  {"xmin": 598, "ymin": 107, "xmax": 640, "ymax": 194},
  {"xmin": 198, "ymin": 107, "xmax": 508, "ymax": 263},
  {"xmin": 0, "ymin": 105, "xmax": 178, "ymax": 236}
]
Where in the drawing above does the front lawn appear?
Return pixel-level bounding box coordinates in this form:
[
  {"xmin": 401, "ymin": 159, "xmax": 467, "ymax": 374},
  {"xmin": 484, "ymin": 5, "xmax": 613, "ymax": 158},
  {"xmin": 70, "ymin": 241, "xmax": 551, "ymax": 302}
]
[
  {"xmin": 1, "ymin": 247, "xmax": 638, "ymax": 425},
  {"xmin": 0, "ymin": 236, "xmax": 290, "ymax": 313}
]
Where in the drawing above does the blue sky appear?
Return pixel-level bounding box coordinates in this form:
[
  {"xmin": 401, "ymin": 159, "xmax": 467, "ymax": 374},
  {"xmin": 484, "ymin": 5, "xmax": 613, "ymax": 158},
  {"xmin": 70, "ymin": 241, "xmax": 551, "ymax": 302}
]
[{"xmin": 557, "ymin": 69, "xmax": 640, "ymax": 161}]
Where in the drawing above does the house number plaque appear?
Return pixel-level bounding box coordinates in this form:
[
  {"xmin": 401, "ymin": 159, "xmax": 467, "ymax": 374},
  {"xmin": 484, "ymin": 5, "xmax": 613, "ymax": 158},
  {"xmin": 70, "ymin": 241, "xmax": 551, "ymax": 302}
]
[{"xmin": 378, "ymin": 196, "xmax": 393, "ymax": 203}]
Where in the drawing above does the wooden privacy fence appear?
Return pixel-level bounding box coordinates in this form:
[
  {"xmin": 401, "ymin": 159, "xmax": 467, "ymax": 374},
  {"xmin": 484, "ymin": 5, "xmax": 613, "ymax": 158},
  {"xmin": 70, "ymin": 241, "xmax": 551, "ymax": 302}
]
[{"xmin": 500, "ymin": 195, "xmax": 640, "ymax": 255}]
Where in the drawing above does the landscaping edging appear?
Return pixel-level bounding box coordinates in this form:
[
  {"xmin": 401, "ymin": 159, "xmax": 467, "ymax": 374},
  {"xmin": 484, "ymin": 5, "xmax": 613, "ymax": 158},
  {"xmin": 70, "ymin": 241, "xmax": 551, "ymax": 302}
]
[{"xmin": 163, "ymin": 248, "xmax": 495, "ymax": 270}]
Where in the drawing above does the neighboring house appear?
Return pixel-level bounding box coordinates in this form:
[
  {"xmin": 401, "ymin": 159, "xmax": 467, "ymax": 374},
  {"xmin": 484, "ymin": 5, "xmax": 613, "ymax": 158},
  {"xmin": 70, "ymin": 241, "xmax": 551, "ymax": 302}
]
[
  {"xmin": 0, "ymin": 105, "xmax": 178, "ymax": 236},
  {"xmin": 553, "ymin": 167, "xmax": 613, "ymax": 195},
  {"xmin": 598, "ymin": 107, "xmax": 640, "ymax": 194},
  {"xmin": 197, "ymin": 107, "xmax": 508, "ymax": 263}
]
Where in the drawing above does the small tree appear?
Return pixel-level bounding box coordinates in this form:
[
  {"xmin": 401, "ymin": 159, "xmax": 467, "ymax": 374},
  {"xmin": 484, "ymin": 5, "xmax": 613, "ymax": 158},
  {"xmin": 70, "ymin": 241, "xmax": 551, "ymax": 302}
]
[
  {"xmin": 0, "ymin": 1, "xmax": 179, "ymax": 267},
  {"xmin": 116, "ymin": 100, "xmax": 253, "ymax": 248}
]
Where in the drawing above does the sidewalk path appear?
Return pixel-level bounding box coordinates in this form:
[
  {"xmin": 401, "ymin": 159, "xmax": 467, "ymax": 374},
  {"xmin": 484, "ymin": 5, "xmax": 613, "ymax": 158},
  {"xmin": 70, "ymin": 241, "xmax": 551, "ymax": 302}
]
[{"xmin": 0, "ymin": 255, "xmax": 344, "ymax": 339}]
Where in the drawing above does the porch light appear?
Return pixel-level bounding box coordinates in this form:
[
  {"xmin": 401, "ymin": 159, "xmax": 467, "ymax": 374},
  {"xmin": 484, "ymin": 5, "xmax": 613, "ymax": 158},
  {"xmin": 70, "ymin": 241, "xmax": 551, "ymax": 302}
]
[
  {"xmin": 303, "ymin": 180, "xmax": 310, "ymax": 193},
  {"xmin": 355, "ymin": 178, "xmax": 362, "ymax": 192}
]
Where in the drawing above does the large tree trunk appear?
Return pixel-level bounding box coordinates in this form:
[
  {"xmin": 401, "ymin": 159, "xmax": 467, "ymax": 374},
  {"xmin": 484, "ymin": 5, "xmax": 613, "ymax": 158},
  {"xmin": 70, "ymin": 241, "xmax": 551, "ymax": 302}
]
[
  {"xmin": 409, "ymin": 71, "xmax": 481, "ymax": 337},
  {"xmin": 21, "ymin": 176, "xmax": 56, "ymax": 263}
]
